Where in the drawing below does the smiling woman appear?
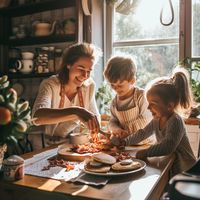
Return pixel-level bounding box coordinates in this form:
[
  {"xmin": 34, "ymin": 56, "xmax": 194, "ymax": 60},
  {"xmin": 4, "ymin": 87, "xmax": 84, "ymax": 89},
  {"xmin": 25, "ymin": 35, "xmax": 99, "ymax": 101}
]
[{"xmin": 30, "ymin": 43, "xmax": 102, "ymax": 150}]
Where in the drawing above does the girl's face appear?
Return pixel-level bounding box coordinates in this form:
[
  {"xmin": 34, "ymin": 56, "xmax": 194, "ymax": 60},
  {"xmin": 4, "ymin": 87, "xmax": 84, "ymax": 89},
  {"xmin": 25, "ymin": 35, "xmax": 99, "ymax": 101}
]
[
  {"xmin": 68, "ymin": 57, "xmax": 94, "ymax": 87},
  {"xmin": 146, "ymin": 92, "xmax": 173, "ymax": 120},
  {"xmin": 110, "ymin": 80, "xmax": 134, "ymax": 97}
]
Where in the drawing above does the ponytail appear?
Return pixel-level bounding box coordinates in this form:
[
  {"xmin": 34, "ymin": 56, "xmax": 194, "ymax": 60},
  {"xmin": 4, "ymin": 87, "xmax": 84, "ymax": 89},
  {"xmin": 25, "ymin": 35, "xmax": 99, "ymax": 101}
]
[{"xmin": 172, "ymin": 67, "xmax": 193, "ymax": 109}]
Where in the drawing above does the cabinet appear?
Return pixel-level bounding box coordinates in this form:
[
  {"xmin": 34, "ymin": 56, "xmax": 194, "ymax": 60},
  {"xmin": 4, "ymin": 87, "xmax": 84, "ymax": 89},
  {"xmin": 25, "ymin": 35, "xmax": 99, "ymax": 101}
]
[
  {"xmin": 0, "ymin": 0, "xmax": 84, "ymax": 106},
  {"xmin": 0, "ymin": 0, "xmax": 83, "ymax": 76},
  {"xmin": 186, "ymin": 124, "xmax": 200, "ymax": 158}
]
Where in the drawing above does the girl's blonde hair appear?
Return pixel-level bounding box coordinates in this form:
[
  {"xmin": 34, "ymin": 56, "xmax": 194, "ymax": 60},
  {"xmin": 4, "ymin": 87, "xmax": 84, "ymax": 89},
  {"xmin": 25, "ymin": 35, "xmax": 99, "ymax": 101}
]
[
  {"xmin": 146, "ymin": 66, "xmax": 193, "ymax": 111},
  {"xmin": 104, "ymin": 55, "xmax": 137, "ymax": 83}
]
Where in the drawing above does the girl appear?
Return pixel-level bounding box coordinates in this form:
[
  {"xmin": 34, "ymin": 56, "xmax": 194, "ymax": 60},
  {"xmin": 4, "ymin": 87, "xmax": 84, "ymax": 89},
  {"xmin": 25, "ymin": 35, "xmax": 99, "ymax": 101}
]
[
  {"xmin": 31, "ymin": 43, "xmax": 102, "ymax": 149},
  {"xmin": 104, "ymin": 55, "xmax": 153, "ymax": 144},
  {"xmin": 111, "ymin": 67, "xmax": 196, "ymax": 176}
]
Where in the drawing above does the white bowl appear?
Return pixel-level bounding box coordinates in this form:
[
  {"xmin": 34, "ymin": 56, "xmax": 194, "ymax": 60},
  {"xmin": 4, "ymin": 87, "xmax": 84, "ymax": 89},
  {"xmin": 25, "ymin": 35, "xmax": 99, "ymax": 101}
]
[{"xmin": 70, "ymin": 133, "xmax": 89, "ymax": 145}]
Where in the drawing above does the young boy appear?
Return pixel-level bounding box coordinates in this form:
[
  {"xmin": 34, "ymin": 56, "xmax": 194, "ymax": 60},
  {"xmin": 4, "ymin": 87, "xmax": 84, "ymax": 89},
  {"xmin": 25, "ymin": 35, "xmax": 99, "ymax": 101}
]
[{"xmin": 104, "ymin": 55, "xmax": 153, "ymax": 144}]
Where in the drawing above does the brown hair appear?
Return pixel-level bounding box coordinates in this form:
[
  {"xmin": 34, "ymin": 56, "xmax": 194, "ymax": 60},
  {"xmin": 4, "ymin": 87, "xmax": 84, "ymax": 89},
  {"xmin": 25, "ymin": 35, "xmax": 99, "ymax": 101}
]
[
  {"xmin": 104, "ymin": 55, "xmax": 137, "ymax": 83},
  {"xmin": 146, "ymin": 66, "xmax": 193, "ymax": 110},
  {"xmin": 58, "ymin": 42, "xmax": 101, "ymax": 84}
]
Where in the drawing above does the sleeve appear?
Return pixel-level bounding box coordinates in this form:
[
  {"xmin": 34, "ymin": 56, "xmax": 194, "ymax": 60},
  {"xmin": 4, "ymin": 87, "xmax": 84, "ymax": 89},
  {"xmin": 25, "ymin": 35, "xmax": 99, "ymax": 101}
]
[
  {"xmin": 87, "ymin": 81, "xmax": 101, "ymax": 122},
  {"xmin": 144, "ymin": 117, "xmax": 185, "ymax": 157},
  {"xmin": 32, "ymin": 79, "xmax": 53, "ymax": 117},
  {"xmin": 125, "ymin": 120, "xmax": 154, "ymax": 145}
]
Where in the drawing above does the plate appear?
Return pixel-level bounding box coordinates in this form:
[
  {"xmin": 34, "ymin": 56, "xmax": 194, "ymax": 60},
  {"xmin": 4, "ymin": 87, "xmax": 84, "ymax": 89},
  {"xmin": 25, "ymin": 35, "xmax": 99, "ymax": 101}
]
[{"xmin": 83, "ymin": 159, "xmax": 146, "ymax": 176}]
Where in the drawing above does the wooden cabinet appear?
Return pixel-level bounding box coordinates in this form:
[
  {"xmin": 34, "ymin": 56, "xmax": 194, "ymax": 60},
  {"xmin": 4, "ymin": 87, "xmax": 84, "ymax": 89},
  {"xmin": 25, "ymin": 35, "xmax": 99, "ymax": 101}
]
[
  {"xmin": 0, "ymin": 0, "xmax": 83, "ymax": 76},
  {"xmin": 186, "ymin": 124, "xmax": 200, "ymax": 158}
]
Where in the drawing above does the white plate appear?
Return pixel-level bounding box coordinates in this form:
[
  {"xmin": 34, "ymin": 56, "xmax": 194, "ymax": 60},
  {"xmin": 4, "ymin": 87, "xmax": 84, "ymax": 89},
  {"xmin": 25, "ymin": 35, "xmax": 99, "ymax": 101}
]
[{"xmin": 83, "ymin": 159, "xmax": 146, "ymax": 176}]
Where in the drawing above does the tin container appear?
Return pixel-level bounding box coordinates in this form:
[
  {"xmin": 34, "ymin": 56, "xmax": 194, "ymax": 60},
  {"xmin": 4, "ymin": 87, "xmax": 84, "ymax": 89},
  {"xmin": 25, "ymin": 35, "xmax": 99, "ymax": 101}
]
[{"xmin": 2, "ymin": 155, "xmax": 24, "ymax": 181}]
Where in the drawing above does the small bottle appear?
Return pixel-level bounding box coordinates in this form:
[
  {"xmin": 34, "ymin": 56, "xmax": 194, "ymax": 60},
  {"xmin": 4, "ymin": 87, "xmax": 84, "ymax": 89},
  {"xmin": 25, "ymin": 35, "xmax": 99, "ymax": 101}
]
[{"xmin": 54, "ymin": 48, "xmax": 62, "ymax": 72}]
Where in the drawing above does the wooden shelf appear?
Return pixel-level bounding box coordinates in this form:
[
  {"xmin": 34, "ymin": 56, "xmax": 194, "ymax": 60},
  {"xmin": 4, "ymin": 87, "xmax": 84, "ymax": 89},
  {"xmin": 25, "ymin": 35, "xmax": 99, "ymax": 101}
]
[
  {"xmin": 8, "ymin": 72, "xmax": 55, "ymax": 79},
  {"xmin": 4, "ymin": 34, "xmax": 76, "ymax": 46},
  {"xmin": 0, "ymin": 0, "xmax": 76, "ymax": 17}
]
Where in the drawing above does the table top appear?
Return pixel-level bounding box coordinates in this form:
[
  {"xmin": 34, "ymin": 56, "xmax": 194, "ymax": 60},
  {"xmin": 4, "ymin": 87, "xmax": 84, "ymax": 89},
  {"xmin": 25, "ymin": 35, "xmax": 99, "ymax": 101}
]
[{"xmin": 0, "ymin": 145, "xmax": 175, "ymax": 200}]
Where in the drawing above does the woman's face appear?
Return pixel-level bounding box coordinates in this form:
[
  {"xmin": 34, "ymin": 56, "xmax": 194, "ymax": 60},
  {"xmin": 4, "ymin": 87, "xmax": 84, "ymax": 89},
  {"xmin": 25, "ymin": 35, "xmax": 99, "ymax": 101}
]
[{"xmin": 68, "ymin": 57, "xmax": 94, "ymax": 87}]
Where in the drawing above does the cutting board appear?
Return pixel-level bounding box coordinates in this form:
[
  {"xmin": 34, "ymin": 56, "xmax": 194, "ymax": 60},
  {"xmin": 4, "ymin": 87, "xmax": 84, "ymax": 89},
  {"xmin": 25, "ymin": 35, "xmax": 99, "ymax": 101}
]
[{"xmin": 57, "ymin": 143, "xmax": 93, "ymax": 161}]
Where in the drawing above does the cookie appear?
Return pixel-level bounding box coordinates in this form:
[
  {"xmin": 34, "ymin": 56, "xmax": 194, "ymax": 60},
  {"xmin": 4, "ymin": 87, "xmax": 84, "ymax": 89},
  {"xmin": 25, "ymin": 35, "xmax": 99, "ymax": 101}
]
[
  {"xmin": 92, "ymin": 152, "xmax": 116, "ymax": 165},
  {"xmin": 84, "ymin": 162, "xmax": 111, "ymax": 173},
  {"xmin": 111, "ymin": 160, "xmax": 142, "ymax": 172}
]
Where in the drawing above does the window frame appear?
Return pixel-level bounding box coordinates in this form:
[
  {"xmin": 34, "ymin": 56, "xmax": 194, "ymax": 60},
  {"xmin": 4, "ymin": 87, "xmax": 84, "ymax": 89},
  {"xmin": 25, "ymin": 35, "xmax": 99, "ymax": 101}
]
[{"xmin": 105, "ymin": 0, "xmax": 199, "ymax": 65}]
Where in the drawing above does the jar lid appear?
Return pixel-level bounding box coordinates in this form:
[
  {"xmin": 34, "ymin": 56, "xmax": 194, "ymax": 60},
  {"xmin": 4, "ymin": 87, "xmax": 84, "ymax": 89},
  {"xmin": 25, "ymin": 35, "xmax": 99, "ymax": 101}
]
[{"xmin": 3, "ymin": 155, "xmax": 24, "ymax": 166}]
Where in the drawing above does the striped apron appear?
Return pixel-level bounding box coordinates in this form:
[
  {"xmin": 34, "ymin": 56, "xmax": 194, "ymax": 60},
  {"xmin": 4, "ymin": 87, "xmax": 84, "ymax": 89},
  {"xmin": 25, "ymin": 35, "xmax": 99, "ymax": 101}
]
[{"xmin": 113, "ymin": 89, "xmax": 151, "ymax": 145}]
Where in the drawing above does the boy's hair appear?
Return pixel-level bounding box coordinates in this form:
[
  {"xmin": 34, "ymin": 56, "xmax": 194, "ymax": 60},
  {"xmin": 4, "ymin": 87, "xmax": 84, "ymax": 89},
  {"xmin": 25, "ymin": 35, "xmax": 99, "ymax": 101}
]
[
  {"xmin": 146, "ymin": 66, "xmax": 193, "ymax": 110},
  {"xmin": 104, "ymin": 55, "xmax": 137, "ymax": 83},
  {"xmin": 58, "ymin": 42, "xmax": 102, "ymax": 84}
]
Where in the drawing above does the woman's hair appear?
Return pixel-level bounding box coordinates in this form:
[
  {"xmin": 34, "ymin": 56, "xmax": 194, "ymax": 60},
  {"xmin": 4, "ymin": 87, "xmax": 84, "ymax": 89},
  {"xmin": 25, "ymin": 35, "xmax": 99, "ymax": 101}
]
[
  {"xmin": 58, "ymin": 42, "xmax": 102, "ymax": 84},
  {"xmin": 146, "ymin": 66, "xmax": 193, "ymax": 110},
  {"xmin": 104, "ymin": 55, "xmax": 137, "ymax": 83}
]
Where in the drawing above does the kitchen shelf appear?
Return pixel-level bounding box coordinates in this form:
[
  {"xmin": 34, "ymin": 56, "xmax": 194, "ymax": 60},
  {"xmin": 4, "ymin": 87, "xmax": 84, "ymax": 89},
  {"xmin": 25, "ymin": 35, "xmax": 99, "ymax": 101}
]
[
  {"xmin": 5, "ymin": 34, "xmax": 76, "ymax": 46},
  {"xmin": 8, "ymin": 72, "xmax": 55, "ymax": 79},
  {"xmin": 0, "ymin": 0, "xmax": 75, "ymax": 17}
]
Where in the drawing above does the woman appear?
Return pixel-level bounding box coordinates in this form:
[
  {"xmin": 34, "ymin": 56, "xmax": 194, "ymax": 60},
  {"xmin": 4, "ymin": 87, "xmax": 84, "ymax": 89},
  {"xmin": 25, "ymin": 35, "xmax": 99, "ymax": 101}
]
[{"xmin": 31, "ymin": 42, "xmax": 102, "ymax": 149}]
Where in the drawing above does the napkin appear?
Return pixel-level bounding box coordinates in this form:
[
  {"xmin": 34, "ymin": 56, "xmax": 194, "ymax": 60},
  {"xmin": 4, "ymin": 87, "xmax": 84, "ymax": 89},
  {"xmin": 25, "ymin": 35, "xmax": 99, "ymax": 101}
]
[{"xmin": 70, "ymin": 172, "xmax": 111, "ymax": 186}]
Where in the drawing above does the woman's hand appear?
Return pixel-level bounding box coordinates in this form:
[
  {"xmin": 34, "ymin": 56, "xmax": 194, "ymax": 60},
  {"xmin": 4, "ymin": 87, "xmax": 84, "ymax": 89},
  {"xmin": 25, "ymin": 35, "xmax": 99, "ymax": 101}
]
[{"xmin": 74, "ymin": 107, "xmax": 100, "ymax": 133}]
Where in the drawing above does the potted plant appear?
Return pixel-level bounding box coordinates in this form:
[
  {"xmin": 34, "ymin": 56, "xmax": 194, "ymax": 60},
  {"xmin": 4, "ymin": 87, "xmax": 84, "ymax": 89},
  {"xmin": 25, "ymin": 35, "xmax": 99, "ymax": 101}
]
[
  {"xmin": 180, "ymin": 58, "xmax": 200, "ymax": 117},
  {"xmin": 0, "ymin": 75, "xmax": 32, "ymax": 167}
]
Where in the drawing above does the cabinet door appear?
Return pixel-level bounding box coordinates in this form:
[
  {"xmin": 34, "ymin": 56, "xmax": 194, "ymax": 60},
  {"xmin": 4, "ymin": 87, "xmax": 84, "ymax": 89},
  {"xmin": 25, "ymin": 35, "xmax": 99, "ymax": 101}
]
[{"xmin": 186, "ymin": 125, "xmax": 200, "ymax": 157}]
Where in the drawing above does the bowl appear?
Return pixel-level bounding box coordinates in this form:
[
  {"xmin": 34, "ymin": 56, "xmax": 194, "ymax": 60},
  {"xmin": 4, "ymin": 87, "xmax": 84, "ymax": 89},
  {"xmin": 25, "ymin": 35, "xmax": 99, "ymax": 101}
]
[{"xmin": 70, "ymin": 133, "xmax": 89, "ymax": 145}]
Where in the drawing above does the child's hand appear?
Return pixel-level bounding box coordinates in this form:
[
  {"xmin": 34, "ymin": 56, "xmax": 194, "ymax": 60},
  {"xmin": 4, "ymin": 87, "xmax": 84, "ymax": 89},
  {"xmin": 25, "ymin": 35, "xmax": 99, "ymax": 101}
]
[
  {"xmin": 135, "ymin": 149, "xmax": 147, "ymax": 160},
  {"xmin": 110, "ymin": 135, "xmax": 126, "ymax": 147},
  {"xmin": 111, "ymin": 127, "xmax": 129, "ymax": 138}
]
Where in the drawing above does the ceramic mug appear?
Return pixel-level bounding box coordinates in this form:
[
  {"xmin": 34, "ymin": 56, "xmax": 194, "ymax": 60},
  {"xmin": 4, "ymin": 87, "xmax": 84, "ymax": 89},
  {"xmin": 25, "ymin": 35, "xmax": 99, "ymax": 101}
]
[{"xmin": 17, "ymin": 59, "xmax": 34, "ymax": 74}]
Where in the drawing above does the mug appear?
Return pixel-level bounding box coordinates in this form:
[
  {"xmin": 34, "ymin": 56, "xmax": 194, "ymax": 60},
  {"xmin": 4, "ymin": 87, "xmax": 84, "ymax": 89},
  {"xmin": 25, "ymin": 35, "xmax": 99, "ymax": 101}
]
[{"xmin": 17, "ymin": 59, "xmax": 34, "ymax": 74}]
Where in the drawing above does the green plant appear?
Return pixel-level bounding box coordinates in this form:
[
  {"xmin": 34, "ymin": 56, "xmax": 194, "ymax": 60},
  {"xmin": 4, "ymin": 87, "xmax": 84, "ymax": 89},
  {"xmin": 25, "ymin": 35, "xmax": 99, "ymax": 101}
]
[
  {"xmin": 0, "ymin": 75, "xmax": 32, "ymax": 146},
  {"xmin": 95, "ymin": 81, "xmax": 114, "ymax": 115},
  {"xmin": 180, "ymin": 58, "xmax": 200, "ymax": 103}
]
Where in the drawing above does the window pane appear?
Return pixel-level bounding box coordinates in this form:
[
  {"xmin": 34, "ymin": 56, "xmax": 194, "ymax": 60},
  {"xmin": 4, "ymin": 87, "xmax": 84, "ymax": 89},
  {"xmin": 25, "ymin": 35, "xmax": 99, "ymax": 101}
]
[
  {"xmin": 192, "ymin": 0, "xmax": 200, "ymax": 57},
  {"xmin": 114, "ymin": 0, "xmax": 179, "ymax": 41},
  {"xmin": 114, "ymin": 45, "xmax": 179, "ymax": 88}
]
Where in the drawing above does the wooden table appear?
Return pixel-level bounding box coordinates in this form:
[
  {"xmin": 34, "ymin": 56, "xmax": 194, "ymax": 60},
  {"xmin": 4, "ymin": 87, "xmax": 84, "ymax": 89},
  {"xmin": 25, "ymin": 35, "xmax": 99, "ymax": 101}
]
[{"xmin": 0, "ymin": 145, "xmax": 175, "ymax": 200}]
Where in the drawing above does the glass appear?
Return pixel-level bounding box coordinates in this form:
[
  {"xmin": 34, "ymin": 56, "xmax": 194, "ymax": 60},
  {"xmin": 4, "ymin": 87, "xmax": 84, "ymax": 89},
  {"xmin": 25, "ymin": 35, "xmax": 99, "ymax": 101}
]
[
  {"xmin": 114, "ymin": 0, "xmax": 179, "ymax": 41},
  {"xmin": 192, "ymin": 0, "xmax": 200, "ymax": 57},
  {"xmin": 114, "ymin": 44, "xmax": 179, "ymax": 88}
]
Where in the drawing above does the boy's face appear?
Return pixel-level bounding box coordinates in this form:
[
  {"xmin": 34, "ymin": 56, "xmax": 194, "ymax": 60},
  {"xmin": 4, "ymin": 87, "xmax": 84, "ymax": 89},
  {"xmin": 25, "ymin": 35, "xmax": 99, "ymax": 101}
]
[{"xmin": 110, "ymin": 80, "xmax": 134, "ymax": 97}]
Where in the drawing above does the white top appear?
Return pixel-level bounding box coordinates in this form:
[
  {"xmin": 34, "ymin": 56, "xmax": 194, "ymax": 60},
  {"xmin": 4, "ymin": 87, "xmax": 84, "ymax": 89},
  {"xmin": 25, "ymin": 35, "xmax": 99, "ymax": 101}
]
[{"xmin": 32, "ymin": 75, "xmax": 100, "ymax": 137}]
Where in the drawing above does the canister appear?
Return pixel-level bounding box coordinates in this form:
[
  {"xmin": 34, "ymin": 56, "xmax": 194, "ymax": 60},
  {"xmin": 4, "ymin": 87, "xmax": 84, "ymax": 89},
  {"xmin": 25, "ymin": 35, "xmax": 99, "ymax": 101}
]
[{"xmin": 2, "ymin": 155, "xmax": 24, "ymax": 181}]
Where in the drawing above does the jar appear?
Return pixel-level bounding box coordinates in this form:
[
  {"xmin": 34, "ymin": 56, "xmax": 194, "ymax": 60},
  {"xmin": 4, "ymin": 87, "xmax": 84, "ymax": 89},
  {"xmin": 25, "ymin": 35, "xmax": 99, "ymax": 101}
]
[
  {"xmin": 54, "ymin": 48, "xmax": 62, "ymax": 72},
  {"xmin": 2, "ymin": 155, "xmax": 24, "ymax": 181}
]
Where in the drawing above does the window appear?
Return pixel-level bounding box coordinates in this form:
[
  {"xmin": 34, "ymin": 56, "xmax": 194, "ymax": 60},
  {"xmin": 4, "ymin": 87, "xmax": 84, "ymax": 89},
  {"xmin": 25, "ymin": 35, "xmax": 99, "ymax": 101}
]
[{"xmin": 105, "ymin": 0, "xmax": 190, "ymax": 88}]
